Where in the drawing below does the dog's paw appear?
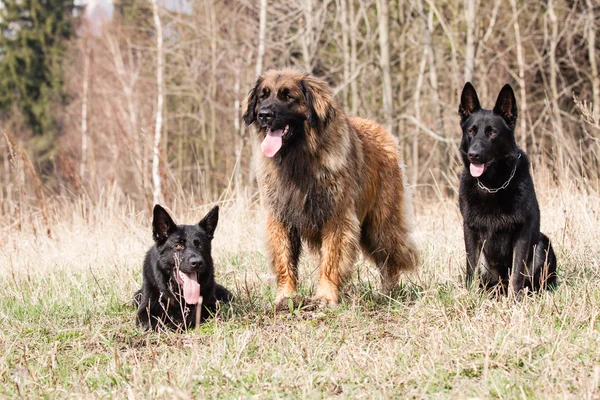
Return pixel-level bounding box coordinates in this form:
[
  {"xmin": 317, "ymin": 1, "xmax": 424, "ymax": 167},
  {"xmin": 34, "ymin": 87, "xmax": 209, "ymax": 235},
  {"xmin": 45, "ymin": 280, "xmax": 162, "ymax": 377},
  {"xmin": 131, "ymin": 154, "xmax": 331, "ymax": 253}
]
[
  {"xmin": 275, "ymin": 289, "xmax": 297, "ymax": 306},
  {"xmin": 312, "ymin": 283, "xmax": 339, "ymax": 307}
]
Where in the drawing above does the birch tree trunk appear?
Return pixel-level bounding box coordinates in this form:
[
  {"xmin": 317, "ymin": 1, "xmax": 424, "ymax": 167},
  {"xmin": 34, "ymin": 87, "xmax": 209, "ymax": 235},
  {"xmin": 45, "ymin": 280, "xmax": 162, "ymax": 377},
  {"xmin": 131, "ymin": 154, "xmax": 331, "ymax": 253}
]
[
  {"xmin": 425, "ymin": 7, "xmax": 447, "ymax": 176},
  {"xmin": 464, "ymin": 0, "xmax": 476, "ymax": 82},
  {"xmin": 256, "ymin": 0, "xmax": 267, "ymax": 77},
  {"xmin": 151, "ymin": 0, "xmax": 164, "ymax": 206},
  {"xmin": 349, "ymin": 0, "xmax": 358, "ymax": 115},
  {"xmin": 548, "ymin": 0, "xmax": 565, "ymax": 175},
  {"xmin": 548, "ymin": 0, "xmax": 563, "ymax": 134},
  {"xmin": 377, "ymin": 0, "xmax": 393, "ymax": 135},
  {"xmin": 208, "ymin": 0, "xmax": 217, "ymax": 196},
  {"xmin": 301, "ymin": 0, "xmax": 314, "ymax": 73},
  {"xmin": 586, "ymin": 0, "xmax": 600, "ymax": 118},
  {"xmin": 339, "ymin": 0, "xmax": 349, "ymax": 108},
  {"xmin": 413, "ymin": 47, "xmax": 429, "ymax": 186},
  {"xmin": 510, "ymin": 0, "xmax": 528, "ymax": 149},
  {"xmin": 80, "ymin": 42, "xmax": 91, "ymax": 184},
  {"xmin": 250, "ymin": 0, "xmax": 268, "ymax": 187}
]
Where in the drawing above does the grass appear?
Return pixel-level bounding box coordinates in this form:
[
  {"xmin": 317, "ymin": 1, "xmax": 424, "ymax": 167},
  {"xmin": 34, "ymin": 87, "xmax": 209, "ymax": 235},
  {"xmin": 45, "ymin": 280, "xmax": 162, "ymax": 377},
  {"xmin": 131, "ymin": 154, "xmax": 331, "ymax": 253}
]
[{"xmin": 1, "ymin": 182, "xmax": 599, "ymax": 398}]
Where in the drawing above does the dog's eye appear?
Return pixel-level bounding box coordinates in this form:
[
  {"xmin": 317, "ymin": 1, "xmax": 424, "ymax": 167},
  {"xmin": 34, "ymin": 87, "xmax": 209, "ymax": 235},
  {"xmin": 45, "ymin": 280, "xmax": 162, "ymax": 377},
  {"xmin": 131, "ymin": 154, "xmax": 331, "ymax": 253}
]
[
  {"xmin": 194, "ymin": 239, "xmax": 203, "ymax": 250},
  {"xmin": 174, "ymin": 244, "xmax": 184, "ymax": 250},
  {"xmin": 260, "ymin": 88, "xmax": 270, "ymax": 99},
  {"xmin": 278, "ymin": 89, "xmax": 291, "ymax": 101},
  {"xmin": 468, "ymin": 128, "xmax": 476, "ymax": 136},
  {"xmin": 489, "ymin": 129, "xmax": 497, "ymax": 137}
]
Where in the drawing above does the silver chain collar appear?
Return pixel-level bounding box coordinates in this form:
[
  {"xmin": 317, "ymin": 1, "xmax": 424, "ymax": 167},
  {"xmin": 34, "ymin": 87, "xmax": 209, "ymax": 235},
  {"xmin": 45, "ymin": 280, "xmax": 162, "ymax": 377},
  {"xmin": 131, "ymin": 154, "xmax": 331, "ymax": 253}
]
[{"xmin": 476, "ymin": 153, "xmax": 522, "ymax": 194}]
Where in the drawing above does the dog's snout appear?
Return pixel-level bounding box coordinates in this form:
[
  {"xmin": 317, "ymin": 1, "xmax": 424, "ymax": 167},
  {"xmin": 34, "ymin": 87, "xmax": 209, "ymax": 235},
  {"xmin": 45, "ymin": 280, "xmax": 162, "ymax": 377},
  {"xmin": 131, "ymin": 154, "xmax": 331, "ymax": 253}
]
[
  {"xmin": 468, "ymin": 151, "xmax": 481, "ymax": 162},
  {"xmin": 189, "ymin": 256, "xmax": 204, "ymax": 271},
  {"xmin": 468, "ymin": 142, "xmax": 484, "ymax": 162},
  {"xmin": 257, "ymin": 108, "xmax": 274, "ymax": 125}
]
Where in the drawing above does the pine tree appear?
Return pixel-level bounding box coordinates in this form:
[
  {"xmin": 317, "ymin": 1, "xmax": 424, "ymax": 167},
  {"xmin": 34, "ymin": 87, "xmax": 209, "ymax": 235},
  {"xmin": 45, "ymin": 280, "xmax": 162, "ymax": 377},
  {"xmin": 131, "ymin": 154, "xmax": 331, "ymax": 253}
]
[{"xmin": 0, "ymin": 0, "xmax": 78, "ymax": 136}]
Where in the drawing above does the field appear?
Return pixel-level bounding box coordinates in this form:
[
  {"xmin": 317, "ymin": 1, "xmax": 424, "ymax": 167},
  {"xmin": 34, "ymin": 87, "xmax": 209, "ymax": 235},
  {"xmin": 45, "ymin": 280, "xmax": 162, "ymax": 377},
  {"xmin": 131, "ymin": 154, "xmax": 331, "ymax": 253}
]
[{"xmin": 1, "ymin": 179, "xmax": 600, "ymax": 399}]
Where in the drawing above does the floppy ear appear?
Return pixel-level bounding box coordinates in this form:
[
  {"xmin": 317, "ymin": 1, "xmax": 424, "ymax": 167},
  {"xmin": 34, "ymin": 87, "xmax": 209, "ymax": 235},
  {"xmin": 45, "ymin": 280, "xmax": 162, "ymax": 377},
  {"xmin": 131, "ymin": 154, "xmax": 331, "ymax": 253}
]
[
  {"xmin": 458, "ymin": 82, "xmax": 481, "ymax": 122},
  {"xmin": 300, "ymin": 76, "xmax": 337, "ymax": 129},
  {"xmin": 153, "ymin": 205, "xmax": 176, "ymax": 242},
  {"xmin": 242, "ymin": 76, "xmax": 263, "ymax": 126},
  {"xmin": 199, "ymin": 205, "xmax": 219, "ymax": 238},
  {"xmin": 493, "ymin": 84, "xmax": 518, "ymax": 128}
]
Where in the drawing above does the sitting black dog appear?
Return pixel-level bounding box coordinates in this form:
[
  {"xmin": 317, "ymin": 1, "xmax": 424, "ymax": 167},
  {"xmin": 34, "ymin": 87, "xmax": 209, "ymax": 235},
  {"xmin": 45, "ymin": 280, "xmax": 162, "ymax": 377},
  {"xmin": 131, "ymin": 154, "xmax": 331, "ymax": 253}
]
[
  {"xmin": 135, "ymin": 205, "xmax": 232, "ymax": 330},
  {"xmin": 458, "ymin": 82, "xmax": 557, "ymax": 295}
]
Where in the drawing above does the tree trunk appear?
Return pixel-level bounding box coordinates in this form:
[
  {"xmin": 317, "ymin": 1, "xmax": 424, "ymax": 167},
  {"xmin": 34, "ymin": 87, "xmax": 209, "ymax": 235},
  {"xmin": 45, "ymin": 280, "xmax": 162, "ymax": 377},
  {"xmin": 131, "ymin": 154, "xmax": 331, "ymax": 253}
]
[
  {"xmin": 412, "ymin": 47, "xmax": 429, "ymax": 187},
  {"xmin": 425, "ymin": 7, "xmax": 447, "ymax": 179},
  {"xmin": 377, "ymin": 0, "xmax": 393, "ymax": 135},
  {"xmin": 301, "ymin": 0, "xmax": 314, "ymax": 72},
  {"xmin": 339, "ymin": 0, "xmax": 349, "ymax": 108},
  {"xmin": 464, "ymin": 0, "xmax": 476, "ymax": 82},
  {"xmin": 80, "ymin": 42, "xmax": 91, "ymax": 185},
  {"xmin": 510, "ymin": 0, "xmax": 528, "ymax": 150},
  {"xmin": 548, "ymin": 0, "xmax": 565, "ymax": 175},
  {"xmin": 586, "ymin": 0, "xmax": 600, "ymax": 119},
  {"xmin": 349, "ymin": 0, "xmax": 358, "ymax": 115},
  {"xmin": 151, "ymin": 0, "xmax": 164, "ymax": 206},
  {"xmin": 256, "ymin": 0, "xmax": 267, "ymax": 77}
]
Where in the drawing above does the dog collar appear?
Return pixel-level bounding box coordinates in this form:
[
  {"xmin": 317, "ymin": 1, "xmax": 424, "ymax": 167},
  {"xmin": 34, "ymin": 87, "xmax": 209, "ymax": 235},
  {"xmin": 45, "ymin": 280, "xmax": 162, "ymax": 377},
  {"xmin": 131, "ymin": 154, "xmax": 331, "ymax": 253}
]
[{"xmin": 476, "ymin": 153, "xmax": 522, "ymax": 194}]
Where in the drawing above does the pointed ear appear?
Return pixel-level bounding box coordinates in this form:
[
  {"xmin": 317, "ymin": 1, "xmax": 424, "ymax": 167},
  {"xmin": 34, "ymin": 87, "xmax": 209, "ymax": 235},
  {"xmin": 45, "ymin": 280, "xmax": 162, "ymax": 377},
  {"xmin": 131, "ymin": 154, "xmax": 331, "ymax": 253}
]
[
  {"xmin": 199, "ymin": 205, "xmax": 219, "ymax": 238},
  {"xmin": 153, "ymin": 205, "xmax": 176, "ymax": 242},
  {"xmin": 493, "ymin": 84, "xmax": 518, "ymax": 128},
  {"xmin": 458, "ymin": 82, "xmax": 481, "ymax": 122},
  {"xmin": 300, "ymin": 76, "xmax": 337, "ymax": 129},
  {"xmin": 242, "ymin": 76, "xmax": 263, "ymax": 126}
]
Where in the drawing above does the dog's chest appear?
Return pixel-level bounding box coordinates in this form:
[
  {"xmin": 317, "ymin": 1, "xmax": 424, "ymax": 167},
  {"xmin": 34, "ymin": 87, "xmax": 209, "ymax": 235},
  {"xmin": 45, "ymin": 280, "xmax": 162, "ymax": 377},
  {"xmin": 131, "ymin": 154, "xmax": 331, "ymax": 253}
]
[
  {"xmin": 272, "ymin": 179, "xmax": 334, "ymax": 232},
  {"xmin": 261, "ymin": 167, "xmax": 344, "ymax": 235}
]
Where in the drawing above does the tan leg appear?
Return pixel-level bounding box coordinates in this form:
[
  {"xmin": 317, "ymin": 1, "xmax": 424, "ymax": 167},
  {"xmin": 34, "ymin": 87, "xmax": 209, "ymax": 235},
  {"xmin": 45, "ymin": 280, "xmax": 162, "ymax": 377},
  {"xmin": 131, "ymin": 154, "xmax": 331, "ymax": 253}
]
[
  {"xmin": 266, "ymin": 214, "xmax": 301, "ymax": 304},
  {"xmin": 313, "ymin": 214, "xmax": 360, "ymax": 305}
]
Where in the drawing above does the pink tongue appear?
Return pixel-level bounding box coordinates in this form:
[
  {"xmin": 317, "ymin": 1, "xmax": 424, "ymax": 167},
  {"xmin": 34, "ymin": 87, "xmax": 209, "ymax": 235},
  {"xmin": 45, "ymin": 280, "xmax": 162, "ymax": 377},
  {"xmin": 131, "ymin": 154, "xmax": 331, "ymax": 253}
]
[
  {"xmin": 261, "ymin": 128, "xmax": 284, "ymax": 158},
  {"xmin": 470, "ymin": 163, "xmax": 485, "ymax": 177},
  {"xmin": 179, "ymin": 271, "xmax": 200, "ymax": 304}
]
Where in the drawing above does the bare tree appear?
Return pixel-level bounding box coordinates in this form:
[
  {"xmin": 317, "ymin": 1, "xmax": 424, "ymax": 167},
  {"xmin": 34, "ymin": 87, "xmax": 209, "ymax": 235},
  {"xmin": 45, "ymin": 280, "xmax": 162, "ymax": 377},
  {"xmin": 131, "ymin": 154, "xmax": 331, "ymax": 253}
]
[
  {"xmin": 256, "ymin": 0, "xmax": 267, "ymax": 76},
  {"xmin": 377, "ymin": 0, "xmax": 393, "ymax": 134},
  {"xmin": 510, "ymin": 0, "xmax": 528, "ymax": 149},
  {"xmin": 80, "ymin": 40, "xmax": 91, "ymax": 183},
  {"xmin": 463, "ymin": 0, "xmax": 476, "ymax": 82},
  {"xmin": 412, "ymin": 46, "xmax": 429, "ymax": 186},
  {"xmin": 586, "ymin": 0, "xmax": 599, "ymax": 118},
  {"xmin": 151, "ymin": 0, "xmax": 164, "ymax": 205},
  {"xmin": 547, "ymin": 0, "xmax": 564, "ymax": 137}
]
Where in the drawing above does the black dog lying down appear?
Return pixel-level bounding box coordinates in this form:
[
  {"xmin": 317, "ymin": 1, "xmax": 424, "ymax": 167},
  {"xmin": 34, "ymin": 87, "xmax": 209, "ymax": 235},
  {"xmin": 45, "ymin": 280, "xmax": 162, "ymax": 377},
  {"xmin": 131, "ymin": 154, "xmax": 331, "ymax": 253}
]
[
  {"xmin": 135, "ymin": 205, "xmax": 232, "ymax": 330},
  {"xmin": 458, "ymin": 82, "xmax": 557, "ymax": 295}
]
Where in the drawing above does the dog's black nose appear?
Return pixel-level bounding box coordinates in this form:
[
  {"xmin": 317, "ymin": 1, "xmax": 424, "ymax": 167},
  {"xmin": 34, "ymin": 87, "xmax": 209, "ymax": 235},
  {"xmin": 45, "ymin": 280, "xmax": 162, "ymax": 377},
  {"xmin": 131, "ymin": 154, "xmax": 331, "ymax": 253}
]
[
  {"xmin": 257, "ymin": 109, "xmax": 274, "ymax": 125},
  {"xmin": 189, "ymin": 257, "xmax": 204, "ymax": 271},
  {"xmin": 468, "ymin": 151, "xmax": 481, "ymax": 162}
]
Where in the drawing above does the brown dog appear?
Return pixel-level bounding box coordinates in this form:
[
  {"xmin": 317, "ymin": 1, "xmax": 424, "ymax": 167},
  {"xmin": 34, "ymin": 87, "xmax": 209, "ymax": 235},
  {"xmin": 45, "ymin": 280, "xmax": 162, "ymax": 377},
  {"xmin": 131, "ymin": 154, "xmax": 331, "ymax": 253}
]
[{"xmin": 243, "ymin": 68, "xmax": 418, "ymax": 305}]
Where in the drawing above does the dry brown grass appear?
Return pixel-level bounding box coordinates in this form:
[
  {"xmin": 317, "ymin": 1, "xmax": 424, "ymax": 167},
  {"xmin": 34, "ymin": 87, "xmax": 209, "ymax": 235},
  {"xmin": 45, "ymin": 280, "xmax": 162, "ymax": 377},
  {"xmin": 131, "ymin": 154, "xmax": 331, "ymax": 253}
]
[{"xmin": 0, "ymin": 172, "xmax": 599, "ymax": 398}]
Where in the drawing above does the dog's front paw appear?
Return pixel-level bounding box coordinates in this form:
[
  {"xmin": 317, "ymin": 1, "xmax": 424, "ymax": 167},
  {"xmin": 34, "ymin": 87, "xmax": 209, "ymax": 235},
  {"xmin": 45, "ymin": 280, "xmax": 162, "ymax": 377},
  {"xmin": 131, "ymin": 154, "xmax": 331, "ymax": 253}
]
[
  {"xmin": 312, "ymin": 282, "xmax": 339, "ymax": 307},
  {"xmin": 275, "ymin": 287, "xmax": 297, "ymax": 306}
]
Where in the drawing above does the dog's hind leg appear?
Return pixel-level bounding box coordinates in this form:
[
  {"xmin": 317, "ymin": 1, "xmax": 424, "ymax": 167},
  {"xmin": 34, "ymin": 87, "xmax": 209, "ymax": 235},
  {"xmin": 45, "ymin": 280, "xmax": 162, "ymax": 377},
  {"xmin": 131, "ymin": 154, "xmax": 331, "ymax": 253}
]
[
  {"xmin": 361, "ymin": 215, "xmax": 419, "ymax": 294},
  {"xmin": 266, "ymin": 213, "xmax": 302, "ymax": 305},
  {"xmin": 532, "ymin": 233, "xmax": 557, "ymax": 290},
  {"xmin": 215, "ymin": 283, "xmax": 233, "ymax": 302},
  {"xmin": 135, "ymin": 292, "xmax": 153, "ymax": 330}
]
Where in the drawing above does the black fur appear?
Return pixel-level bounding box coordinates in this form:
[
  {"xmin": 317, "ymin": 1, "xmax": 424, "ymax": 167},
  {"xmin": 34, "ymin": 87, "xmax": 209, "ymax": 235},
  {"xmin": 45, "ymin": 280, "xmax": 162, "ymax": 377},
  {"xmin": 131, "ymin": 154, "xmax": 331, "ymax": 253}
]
[
  {"xmin": 135, "ymin": 205, "xmax": 232, "ymax": 330},
  {"xmin": 458, "ymin": 82, "xmax": 557, "ymax": 295},
  {"xmin": 243, "ymin": 76, "xmax": 263, "ymax": 126}
]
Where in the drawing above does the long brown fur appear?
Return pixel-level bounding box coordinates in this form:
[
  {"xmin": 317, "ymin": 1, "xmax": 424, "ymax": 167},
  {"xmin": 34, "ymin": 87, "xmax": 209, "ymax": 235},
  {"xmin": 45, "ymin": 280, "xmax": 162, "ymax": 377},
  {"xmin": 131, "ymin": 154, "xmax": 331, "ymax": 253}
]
[{"xmin": 243, "ymin": 68, "xmax": 418, "ymax": 305}]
